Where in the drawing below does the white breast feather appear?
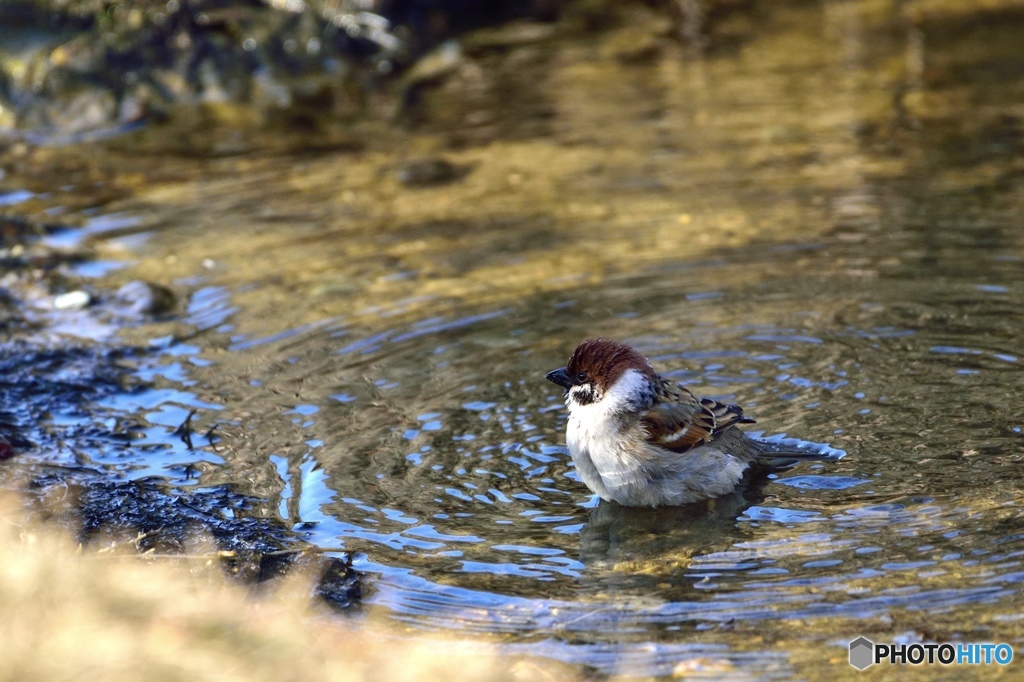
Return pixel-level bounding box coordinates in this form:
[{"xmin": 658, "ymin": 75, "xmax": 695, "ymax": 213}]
[{"xmin": 565, "ymin": 369, "xmax": 649, "ymax": 496}]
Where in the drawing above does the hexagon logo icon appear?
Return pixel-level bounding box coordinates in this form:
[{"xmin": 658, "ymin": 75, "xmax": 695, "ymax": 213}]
[{"xmin": 849, "ymin": 637, "xmax": 875, "ymax": 670}]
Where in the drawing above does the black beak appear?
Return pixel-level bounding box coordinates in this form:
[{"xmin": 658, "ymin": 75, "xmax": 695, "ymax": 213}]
[{"xmin": 546, "ymin": 367, "xmax": 573, "ymax": 389}]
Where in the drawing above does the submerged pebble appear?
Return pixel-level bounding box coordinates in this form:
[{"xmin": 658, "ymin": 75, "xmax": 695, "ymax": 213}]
[
  {"xmin": 115, "ymin": 280, "xmax": 177, "ymax": 316},
  {"xmin": 53, "ymin": 290, "xmax": 92, "ymax": 310},
  {"xmin": 397, "ymin": 157, "xmax": 471, "ymax": 187}
]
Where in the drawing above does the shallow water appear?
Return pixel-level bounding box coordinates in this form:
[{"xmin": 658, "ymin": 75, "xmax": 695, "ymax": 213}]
[{"xmin": 5, "ymin": 0, "xmax": 1024, "ymax": 678}]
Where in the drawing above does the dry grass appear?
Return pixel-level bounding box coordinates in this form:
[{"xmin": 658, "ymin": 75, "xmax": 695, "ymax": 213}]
[{"xmin": 0, "ymin": 499, "xmax": 572, "ymax": 682}]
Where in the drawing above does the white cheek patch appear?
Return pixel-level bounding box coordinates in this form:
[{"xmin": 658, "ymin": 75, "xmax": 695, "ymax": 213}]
[
  {"xmin": 602, "ymin": 368, "xmax": 650, "ymax": 412},
  {"xmin": 567, "ymin": 368, "xmax": 649, "ymax": 420}
]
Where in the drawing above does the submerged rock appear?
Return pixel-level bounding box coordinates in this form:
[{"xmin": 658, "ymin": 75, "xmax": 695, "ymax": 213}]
[
  {"xmin": 397, "ymin": 157, "xmax": 472, "ymax": 187},
  {"xmin": 0, "ymin": 207, "xmax": 359, "ymax": 606},
  {"xmin": 23, "ymin": 471, "xmax": 361, "ymax": 606},
  {"xmin": 0, "ymin": 336, "xmax": 362, "ymax": 608},
  {"xmin": 115, "ymin": 280, "xmax": 176, "ymax": 317},
  {"xmin": 52, "ymin": 289, "xmax": 92, "ymax": 310}
]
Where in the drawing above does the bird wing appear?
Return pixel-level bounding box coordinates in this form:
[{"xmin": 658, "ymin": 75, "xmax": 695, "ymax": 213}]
[
  {"xmin": 700, "ymin": 396, "xmax": 754, "ymax": 430},
  {"xmin": 640, "ymin": 381, "xmax": 754, "ymax": 454}
]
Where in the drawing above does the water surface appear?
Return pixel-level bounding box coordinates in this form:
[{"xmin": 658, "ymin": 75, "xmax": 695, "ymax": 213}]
[{"xmin": 6, "ymin": 1, "xmax": 1024, "ymax": 678}]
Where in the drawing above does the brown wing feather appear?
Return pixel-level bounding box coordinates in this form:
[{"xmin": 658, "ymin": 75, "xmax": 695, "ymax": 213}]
[
  {"xmin": 641, "ymin": 380, "xmax": 755, "ymax": 454},
  {"xmin": 641, "ymin": 383, "xmax": 717, "ymax": 453}
]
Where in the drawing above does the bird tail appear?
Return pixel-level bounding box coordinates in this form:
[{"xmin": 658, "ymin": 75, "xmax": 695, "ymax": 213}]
[{"xmin": 748, "ymin": 432, "xmax": 846, "ymax": 469}]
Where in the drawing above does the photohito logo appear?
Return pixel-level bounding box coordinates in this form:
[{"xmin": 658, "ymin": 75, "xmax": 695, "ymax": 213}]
[{"xmin": 848, "ymin": 637, "xmax": 1014, "ymax": 670}]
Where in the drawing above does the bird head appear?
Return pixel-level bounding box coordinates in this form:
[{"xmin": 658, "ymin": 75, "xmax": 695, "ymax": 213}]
[{"xmin": 546, "ymin": 338, "xmax": 655, "ymax": 410}]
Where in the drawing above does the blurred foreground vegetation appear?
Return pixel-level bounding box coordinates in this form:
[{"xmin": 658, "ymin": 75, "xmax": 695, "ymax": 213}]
[{"xmin": 0, "ymin": 496, "xmax": 576, "ymax": 682}]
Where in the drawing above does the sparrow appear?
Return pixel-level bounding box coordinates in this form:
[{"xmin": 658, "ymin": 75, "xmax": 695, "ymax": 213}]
[{"xmin": 546, "ymin": 338, "xmax": 839, "ymax": 507}]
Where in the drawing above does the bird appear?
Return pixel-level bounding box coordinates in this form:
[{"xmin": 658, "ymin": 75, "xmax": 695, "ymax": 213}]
[{"xmin": 546, "ymin": 338, "xmax": 840, "ymax": 507}]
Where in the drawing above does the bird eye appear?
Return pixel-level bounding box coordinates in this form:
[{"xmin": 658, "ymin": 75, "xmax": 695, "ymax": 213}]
[{"xmin": 576, "ymin": 371, "xmax": 589, "ymax": 383}]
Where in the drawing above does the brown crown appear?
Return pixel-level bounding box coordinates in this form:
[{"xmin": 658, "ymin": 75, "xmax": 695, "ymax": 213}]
[{"xmin": 565, "ymin": 339, "xmax": 654, "ymax": 391}]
